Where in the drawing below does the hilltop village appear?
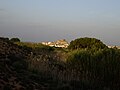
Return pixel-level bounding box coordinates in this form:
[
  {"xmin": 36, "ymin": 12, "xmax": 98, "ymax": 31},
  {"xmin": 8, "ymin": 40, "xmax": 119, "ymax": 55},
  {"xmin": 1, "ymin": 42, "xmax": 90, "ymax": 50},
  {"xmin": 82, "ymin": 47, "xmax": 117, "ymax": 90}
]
[
  {"xmin": 108, "ymin": 45, "xmax": 120, "ymax": 49},
  {"xmin": 41, "ymin": 39, "xmax": 69, "ymax": 48}
]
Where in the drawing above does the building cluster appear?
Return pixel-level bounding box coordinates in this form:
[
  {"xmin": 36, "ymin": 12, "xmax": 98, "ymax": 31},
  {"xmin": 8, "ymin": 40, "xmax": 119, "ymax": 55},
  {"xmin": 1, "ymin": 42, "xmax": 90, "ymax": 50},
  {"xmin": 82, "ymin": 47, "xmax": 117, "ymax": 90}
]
[
  {"xmin": 108, "ymin": 46, "xmax": 120, "ymax": 49},
  {"xmin": 41, "ymin": 39, "xmax": 69, "ymax": 48}
]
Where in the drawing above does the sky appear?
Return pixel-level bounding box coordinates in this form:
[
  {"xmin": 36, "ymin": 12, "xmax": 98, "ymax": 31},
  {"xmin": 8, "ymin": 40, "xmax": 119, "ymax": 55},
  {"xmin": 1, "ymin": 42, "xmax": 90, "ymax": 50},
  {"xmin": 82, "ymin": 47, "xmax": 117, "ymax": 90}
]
[{"xmin": 0, "ymin": 0, "xmax": 120, "ymax": 45}]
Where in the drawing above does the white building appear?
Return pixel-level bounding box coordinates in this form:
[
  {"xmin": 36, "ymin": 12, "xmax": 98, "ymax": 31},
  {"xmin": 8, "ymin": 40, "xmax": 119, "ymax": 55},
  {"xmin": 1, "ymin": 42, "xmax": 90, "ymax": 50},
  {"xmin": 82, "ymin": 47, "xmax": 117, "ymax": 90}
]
[
  {"xmin": 108, "ymin": 46, "xmax": 120, "ymax": 49},
  {"xmin": 41, "ymin": 39, "xmax": 69, "ymax": 48}
]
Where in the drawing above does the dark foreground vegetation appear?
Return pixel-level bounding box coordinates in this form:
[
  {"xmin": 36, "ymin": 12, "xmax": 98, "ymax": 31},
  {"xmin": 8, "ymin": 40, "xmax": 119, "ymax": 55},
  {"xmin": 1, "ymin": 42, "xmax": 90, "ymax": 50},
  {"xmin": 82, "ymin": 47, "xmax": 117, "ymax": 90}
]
[{"xmin": 0, "ymin": 37, "xmax": 120, "ymax": 90}]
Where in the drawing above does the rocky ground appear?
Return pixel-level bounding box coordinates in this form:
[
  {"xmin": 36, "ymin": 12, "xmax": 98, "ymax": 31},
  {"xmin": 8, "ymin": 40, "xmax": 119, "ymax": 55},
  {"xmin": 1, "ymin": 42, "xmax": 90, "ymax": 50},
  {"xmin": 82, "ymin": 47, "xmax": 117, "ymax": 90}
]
[{"xmin": 0, "ymin": 37, "xmax": 42, "ymax": 90}]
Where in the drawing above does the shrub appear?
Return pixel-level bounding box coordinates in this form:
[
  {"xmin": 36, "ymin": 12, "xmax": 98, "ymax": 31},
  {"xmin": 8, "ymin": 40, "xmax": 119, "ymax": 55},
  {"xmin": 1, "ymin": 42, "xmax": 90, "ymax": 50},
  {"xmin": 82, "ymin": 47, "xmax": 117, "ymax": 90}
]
[
  {"xmin": 66, "ymin": 48, "xmax": 120, "ymax": 88},
  {"xmin": 12, "ymin": 60, "xmax": 27, "ymax": 71}
]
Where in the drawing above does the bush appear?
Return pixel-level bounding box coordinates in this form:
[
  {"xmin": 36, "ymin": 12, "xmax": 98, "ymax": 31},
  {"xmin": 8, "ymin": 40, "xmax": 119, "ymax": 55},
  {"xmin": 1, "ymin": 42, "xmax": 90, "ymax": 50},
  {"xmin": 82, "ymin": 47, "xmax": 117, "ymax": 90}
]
[
  {"xmin": 12, "ymin": 60, "xmax": 27, "ymax": 71},
  {"xmin": 67, "ymin": 48, "xmax": 120, "ymax": 88}
]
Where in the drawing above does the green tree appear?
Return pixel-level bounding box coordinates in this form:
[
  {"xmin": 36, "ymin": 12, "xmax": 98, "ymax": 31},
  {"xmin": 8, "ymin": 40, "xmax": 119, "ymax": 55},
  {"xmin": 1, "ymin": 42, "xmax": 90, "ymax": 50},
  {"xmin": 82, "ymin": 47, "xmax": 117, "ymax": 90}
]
[
  {"xmin": 10, "ymin": 38, "xmax": 20, "ymax": 42},
  {"xmin": 68, "ymin": 37, "xmax": 107, "ymax": 50}
]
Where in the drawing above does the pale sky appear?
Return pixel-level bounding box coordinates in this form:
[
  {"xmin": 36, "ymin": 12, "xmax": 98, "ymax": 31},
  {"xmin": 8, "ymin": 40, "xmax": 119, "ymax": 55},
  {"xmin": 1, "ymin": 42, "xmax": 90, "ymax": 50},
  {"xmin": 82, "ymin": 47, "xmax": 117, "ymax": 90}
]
[{"xmin": 0, "ymin": 0, "xmax": 120, "ymax": 45}]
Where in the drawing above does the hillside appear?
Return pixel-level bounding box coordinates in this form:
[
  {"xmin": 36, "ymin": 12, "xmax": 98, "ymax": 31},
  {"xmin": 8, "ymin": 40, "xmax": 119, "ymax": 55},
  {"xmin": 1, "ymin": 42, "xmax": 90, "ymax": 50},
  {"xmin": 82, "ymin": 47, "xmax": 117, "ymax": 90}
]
[
  {"xmin": 0, "ymin": 37, "xmax": 37, "ymax": 89},
  {"xmin": 0, "ymin": 37, "xmax": 120, "ymax": 90},
  {"xmin": 0, "ymin": 37, "xmax": 70, "ymax": 90}
]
